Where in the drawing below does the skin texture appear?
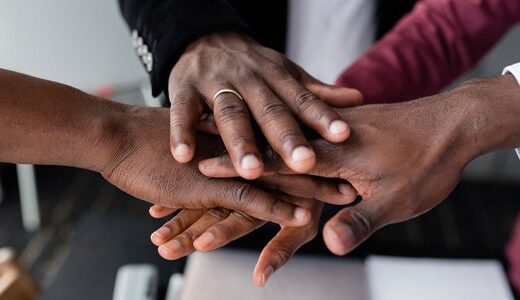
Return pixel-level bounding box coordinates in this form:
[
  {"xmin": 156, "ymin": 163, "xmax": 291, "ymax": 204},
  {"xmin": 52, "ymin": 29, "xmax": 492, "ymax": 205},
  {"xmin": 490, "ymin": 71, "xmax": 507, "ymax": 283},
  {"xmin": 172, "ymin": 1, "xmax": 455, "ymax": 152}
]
[
  {"xmin": 167, "ymin": 75, "xmax": 520, "ymax": 286},
  {"xmin": 0, "ymin": 68, "xmax": 360, "ymax": 227},
  {"xmin": 168, "ymin": 31, "xmax": 363, "ymax": 178}
]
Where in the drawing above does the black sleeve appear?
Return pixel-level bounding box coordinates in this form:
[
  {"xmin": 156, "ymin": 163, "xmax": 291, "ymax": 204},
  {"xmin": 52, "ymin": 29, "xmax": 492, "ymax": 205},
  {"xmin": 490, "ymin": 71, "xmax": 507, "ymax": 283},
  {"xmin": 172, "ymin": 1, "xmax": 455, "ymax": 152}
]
[{"xmin": 118, "ymin": 0, "xmax": 250, "ymax": 96}]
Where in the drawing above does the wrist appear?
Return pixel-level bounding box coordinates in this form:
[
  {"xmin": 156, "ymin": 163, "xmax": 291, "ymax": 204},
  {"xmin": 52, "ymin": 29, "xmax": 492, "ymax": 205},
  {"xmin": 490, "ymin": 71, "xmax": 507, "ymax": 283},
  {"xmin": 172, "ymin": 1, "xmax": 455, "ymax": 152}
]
[
  {"xmin": 76, "ymin": 97, "xmax": 131, "ymax": 173},
  {"xmin": 455, "ymin": 75, "xmax": 520, "ymax": 158},
  {"xmin": 183, "ymin": 31, "xmax": 257, "ymax": 55}
]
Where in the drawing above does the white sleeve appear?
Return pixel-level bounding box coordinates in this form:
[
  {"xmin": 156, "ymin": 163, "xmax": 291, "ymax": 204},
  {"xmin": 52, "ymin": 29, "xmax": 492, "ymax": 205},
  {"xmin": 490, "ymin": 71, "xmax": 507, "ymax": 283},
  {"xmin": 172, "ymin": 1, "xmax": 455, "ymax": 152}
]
[{"xmin": 502, "ymin": 63, "xmax": 520, "ymax": 159}]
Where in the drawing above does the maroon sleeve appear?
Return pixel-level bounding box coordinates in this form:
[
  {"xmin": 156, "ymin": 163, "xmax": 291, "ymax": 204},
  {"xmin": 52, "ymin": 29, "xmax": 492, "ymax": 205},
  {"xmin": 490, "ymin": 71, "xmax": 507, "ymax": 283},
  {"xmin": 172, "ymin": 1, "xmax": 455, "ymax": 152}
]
[
  {"xmin": 507, "ymin": 214, "xmax": 520, "ymax": 295},
  {"xmin": 336, "ymin": 0, "xmax": 520, "ymax": 104}
]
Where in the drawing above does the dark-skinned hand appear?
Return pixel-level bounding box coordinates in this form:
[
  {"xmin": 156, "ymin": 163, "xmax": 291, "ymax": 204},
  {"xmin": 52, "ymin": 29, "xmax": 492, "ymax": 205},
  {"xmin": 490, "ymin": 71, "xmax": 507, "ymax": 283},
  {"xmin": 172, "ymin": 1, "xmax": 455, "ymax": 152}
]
[
  {"xmin": 198, "ymin": 77, "xmax": 520, "ymax": 259},
  {"xmin": 168, "ymin": 31, "xmax": 363, "ymax": 179}
]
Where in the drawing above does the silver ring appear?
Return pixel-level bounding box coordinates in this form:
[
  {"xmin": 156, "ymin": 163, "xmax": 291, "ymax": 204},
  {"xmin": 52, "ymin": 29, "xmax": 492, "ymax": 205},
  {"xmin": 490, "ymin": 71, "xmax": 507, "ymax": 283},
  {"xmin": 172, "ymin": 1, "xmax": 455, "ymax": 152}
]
[{"xmin": 213, "ymin": 89, "xmax": 244, "ymax": 102}]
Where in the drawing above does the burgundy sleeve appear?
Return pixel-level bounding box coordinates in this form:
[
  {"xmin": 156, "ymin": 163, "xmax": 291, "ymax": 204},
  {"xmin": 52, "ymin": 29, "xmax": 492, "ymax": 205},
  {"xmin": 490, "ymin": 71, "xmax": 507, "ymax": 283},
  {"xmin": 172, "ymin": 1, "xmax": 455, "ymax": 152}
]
[
  {"xmin": 507, "ymin": 214, "xmax": 520, "ymax": 296},
  {"xmin": 336, "ymin": 0, "xmax": 520, "ymax": 104}
]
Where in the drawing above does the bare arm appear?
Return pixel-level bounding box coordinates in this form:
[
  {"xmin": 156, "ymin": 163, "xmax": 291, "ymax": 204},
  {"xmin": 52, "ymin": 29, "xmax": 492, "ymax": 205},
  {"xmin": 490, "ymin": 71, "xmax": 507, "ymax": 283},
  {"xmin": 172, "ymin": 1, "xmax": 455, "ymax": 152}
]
[
  {"xmin": 0, "ymin": 69, "xmax": 116, "ymax": 170},
  {"xmin": 1, "ymin": 68, "xmax": 355, "ymax": 226}
]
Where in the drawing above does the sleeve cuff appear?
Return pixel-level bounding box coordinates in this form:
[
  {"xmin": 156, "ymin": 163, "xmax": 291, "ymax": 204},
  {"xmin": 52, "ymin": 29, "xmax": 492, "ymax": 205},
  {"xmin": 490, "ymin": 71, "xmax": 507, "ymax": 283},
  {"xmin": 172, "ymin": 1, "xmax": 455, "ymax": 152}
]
[
  {"xmin": 123, "ymin": 0, "xmax": 250, "ymax": 97},
  {"xmin": 503, "ymin": 63, "xmax": 520, "ymax": 159},
  {"xmin": 503, "ymin": 62, "xmax": 520, "ymax": 85}
]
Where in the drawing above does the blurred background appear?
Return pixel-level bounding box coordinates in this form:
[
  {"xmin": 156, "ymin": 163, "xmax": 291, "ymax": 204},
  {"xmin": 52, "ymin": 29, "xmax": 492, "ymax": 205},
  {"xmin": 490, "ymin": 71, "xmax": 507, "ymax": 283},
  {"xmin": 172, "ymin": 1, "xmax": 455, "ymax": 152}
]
[{"xmin": 0, "ymin": 1, "xmax": 519, "ymax": 299}]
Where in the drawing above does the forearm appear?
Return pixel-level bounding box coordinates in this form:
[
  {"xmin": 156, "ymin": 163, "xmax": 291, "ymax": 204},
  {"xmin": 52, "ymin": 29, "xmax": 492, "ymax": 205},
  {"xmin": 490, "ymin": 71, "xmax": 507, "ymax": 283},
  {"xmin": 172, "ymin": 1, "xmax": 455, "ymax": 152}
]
[{"xmin": 0, "ymin": 69, "xmax": 120, "ymax": 171}]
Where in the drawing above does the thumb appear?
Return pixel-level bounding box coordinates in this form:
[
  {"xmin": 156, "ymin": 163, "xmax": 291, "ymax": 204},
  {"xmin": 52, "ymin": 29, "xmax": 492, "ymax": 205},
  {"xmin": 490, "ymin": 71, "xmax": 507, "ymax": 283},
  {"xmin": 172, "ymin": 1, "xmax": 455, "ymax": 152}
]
[
  {"xmin": 323, "ymin": 205, "xmax": 381, "ymax": 256},
  {"xmin": 199, "ymin": 139, "xmax": 345, "ymax": 179},
  {"xmin": 301, "ymin": 72, "xmax": 364, "ymax": 107}
]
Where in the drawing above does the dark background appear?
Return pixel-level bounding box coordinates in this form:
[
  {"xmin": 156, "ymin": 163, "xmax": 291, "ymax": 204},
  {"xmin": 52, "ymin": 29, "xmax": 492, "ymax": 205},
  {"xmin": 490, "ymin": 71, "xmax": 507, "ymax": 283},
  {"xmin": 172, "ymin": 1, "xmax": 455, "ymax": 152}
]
[{"xmin": 0, "ymin": 163, "xmax": 518, "ymax": 299}]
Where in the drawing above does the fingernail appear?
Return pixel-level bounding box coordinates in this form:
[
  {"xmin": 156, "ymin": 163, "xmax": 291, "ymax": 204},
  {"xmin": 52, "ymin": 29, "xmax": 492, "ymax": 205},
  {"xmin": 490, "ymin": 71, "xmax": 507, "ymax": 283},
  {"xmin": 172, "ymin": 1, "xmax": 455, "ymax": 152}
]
[
  {"xmin": 157, "ymin": 226, "xmax": 171, "ymax": 237},
  {"xmin": 337, "ymin": 183, "xmax": 354, "ymax": 196},
  {"xmin": 262, "ymin": 266, "xmax": 274, "ymax": 287},
  {"xmin": 159, "ymin": 240, "xmax": 181, "ymax": 257},
  {"xmin": 168, "ymin": 240, "xmax": 182, "ymax": 252},
  {"xmin": 151, "ymin": 227, "xmax": 171, "ymax": 245},
  {"xmin": 332, "ymin": 223, "xmax": 354, "ymax": 253},
  {"xmin": 174, "ymin": 144, "xmax": 190, "ymax": 158},
  {"xmin": 329, "ymin": 120, "xmax": 348, "ymax": 136},
  {"xmin": 149, "ymin": 206, "xmax": 158, "ymax": 216},
  {"xmin": 196, "ymin": 232, "xmax": 215, "ymax": 246},
  {"xmin": 198, "ymin": 159, "xmax": 214, "ymax": 170},
  {"xmin": 291, "ymin": 146, "xmax": 315, "ymax": 163},
  {"xmin": 241, "ymin": 154, "xmax": 262, "ymax": 170},
  {"xmin": 158, "ymin": 244, "xmax": 173, "ymax": 258},
  {"xmin": 294, "ymin": 207, "xmax": 309, "ymax": 223}
]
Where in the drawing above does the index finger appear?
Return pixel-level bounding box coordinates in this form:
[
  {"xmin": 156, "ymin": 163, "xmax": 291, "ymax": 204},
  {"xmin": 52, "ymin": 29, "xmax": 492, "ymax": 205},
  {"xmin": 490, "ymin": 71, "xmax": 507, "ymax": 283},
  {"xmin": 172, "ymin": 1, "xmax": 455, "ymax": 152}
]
[
  {"xmin": 169, "ymin": 87, "xmax": 204, "ymax": 163},
  {"xmin": 199, "ymin": 139, "xmax": 346, "ymax": 179},
  {"xmin": 253, "ymin": 200, "xmax": 323, "ymax": 287},
  {"xmin": 172, "ymin": 180, "xmax": 312, "ymax": 227},
  {"xmin": 198, "ymin": 155, "xmax": 358, "ymax": 205}
]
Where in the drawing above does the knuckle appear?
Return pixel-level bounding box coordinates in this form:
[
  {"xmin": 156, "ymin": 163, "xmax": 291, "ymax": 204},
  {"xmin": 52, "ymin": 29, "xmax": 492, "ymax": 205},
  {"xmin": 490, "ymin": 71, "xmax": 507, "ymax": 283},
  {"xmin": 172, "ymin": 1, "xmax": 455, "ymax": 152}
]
[
  {"xmin": 170, "ymin": 118, "xmax": 194, "ymax": 132},
  {"xmin": 216, "ymin": 101, "xmax": 248, "ymax": 123},
  {"xmin": 228, "ymin": 136, "xmax": 252, "ymax": 150},
  {"xmin": 207, "ymin": 71, "xmax": 227, "ymax": 82},
  {"xmin": 348, "ymin": 208, "xmax": 375, "ymax": 242},
  {"xmin": 264, "ymin": 64, "xmax": 288, "ymax": 81},
  {"xmin": 235, "ymin": 68, "xmax": 259, "ymax": 84},
  {"xmin": 207, "ymin": 208, "xmax": 231, "ymax": 220},
  {"xmin": 311, "ymin": 109, "xmax": 333, "ymax": 125},
  {"xmin": 293, "ymin": 89, "xmax": 319, "ymax": 114},
  {"xmin": 170, "ymin": 95, "xmax": 193, "ymax": 110},
  {"xmin": 261, "ymin": 101, "xmax": 291, "ymax": 122},
  {"xmin": 231, "ymin": 184, "xmax": 256, "ymax": 208},
  {"xmin": 273, "ymin": 246, "xmax": 294, "ymax": 266},
  {"xmin": 263, "ymin": 197, "xmax": 280, "ymax": 218},
  {"xmin": 179, "ymin": 230, "xmax": 195, "ymax": 242},
  {"xmin": 167, "ymin": 216, "xmax": 187, "ymax": 232},
  {"xmin": 279, "ymin": 130, "xmax": 302, "ymax": 146}
]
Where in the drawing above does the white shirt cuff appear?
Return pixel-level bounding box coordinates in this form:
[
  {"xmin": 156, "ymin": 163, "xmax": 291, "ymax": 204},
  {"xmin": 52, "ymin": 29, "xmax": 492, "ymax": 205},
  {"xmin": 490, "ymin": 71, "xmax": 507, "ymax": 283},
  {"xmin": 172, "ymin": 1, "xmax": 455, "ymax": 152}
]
[{"xmin": 503, "ymin": 63, "xmax": 520, "ymax": 159}]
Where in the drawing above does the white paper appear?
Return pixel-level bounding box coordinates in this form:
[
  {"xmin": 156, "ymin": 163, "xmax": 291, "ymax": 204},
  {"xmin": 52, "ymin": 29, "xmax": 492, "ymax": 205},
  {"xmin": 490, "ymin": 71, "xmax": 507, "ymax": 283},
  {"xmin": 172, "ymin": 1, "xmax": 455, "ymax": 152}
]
[
  {"xmin": 366, "ymin": 256, "xmax": 514, "ymax": 300},
  {"xmin": 181, "ymin": 250, "xmax": 368, "ymax": 300}
]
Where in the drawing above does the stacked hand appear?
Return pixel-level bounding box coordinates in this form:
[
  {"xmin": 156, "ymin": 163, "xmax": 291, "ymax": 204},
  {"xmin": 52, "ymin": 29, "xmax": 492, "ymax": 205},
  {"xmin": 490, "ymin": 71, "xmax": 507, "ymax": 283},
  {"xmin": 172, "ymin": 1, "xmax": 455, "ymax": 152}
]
[
  {"xmin": 148, "ymin": 76, "xmax": 520, "ymax": 286},
  {"xmin": 2, "ymin": 28, "xmax": 519, "ymax": 290},
  {"xmin": 143, "ymin": 31, "xmax": 365, "ymax": 287},
  {"xmin": 167, "ymin": 31, "xmax": 363, "ymax": 177},
  {"xmin": 99, "ymin": 106, "xmax": 358, "ymax": 226}
]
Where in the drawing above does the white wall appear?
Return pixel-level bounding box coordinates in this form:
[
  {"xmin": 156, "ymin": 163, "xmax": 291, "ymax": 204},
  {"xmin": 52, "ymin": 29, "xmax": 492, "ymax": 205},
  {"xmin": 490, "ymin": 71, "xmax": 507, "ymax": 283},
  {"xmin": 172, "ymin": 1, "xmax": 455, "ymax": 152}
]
[{"xmin": 0, "ymin": 0, "xmax": 146, "ymax": 93}]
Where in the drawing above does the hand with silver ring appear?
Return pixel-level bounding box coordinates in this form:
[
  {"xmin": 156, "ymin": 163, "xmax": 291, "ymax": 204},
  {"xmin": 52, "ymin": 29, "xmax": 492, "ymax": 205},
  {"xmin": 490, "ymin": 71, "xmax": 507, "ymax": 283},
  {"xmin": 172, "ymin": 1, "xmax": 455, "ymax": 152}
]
[{"xmin": 167, "ymin": 31, "xmax": 364, "ymax": 179}]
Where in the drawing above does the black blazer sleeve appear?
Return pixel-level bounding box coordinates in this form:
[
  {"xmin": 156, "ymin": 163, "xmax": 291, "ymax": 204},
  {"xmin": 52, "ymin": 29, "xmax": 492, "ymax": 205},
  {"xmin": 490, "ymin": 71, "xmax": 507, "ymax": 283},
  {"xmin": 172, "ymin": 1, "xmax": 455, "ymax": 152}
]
[{"xmin": 118, "ymin": 0, "xmax": 250, "ymax": 96}]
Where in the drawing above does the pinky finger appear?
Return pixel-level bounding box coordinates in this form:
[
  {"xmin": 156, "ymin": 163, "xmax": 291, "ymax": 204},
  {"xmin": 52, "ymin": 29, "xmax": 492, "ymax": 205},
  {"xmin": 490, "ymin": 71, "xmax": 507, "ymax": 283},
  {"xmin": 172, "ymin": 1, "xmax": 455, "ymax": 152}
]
[
  {"xmin": 193, "ymin": 212, "xmax": 265, "ymax": 252},
  {"xmin": 149, "ymin": 205, "xmax": 178, "ymax": 219}
]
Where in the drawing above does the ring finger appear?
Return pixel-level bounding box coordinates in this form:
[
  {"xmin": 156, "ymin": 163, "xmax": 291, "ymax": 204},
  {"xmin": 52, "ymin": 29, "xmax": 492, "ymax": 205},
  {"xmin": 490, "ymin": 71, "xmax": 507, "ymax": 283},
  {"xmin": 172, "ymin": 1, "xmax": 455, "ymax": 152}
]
[
  {"xmin": 211, "ymin": 85, "xmax": 264, "ymax": 180},
  {"xmin": 158, "ymin": 208, "xmax": 231, "ymax": 260}
]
